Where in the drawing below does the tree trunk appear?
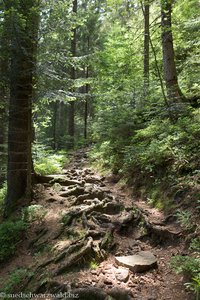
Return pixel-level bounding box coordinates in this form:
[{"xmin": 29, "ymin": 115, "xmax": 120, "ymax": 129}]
[
  {"xmin": 5, "ymin": 1, "xmax": 39, "ymax": 214},
  {"xmin": 0, "ymin": 6, "xmax": 9, "ymax": 185},
  {"xmin": 84, "ymin": 67, "xmax": 89, "ymax": 140},
  {"xmin": 0, "ymin": 54, "xmax": 8, "ymax": 151},
  {"xmin": 143, "ymin": 0, "xmax": 150, "ymax": 99},
  {"xmin": 53, "ymin": 101, "xmax": 58, "ymax": 150},
  {"xmin": 84, "ymin": 36, "xmax": 90, "ymax": 140},
  {"xmin": 161, "ymin": 0, "xmax": 184, "ymax": 103},
  {"xmin": 68, "ymin": 0, "xmax": 77, "ymax": 148},
  {"xmin": 58, "ymin": 102, "xmax": 68, "ymax": 149}
]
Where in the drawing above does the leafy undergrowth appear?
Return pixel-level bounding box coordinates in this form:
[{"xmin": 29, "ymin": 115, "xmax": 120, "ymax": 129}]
[
  {"xmin": 91, "ymin": 109, "xmax": 200, "ymax": 212},
  {"xmin": 0, "ymin": 205, "xmax": 47, "ymax": 294},
  {"xmin": 170, "ymin": 213, "xmax": 200, "ymax": 299},
  {"xmin": 0, "ymin": 220, "xmax": 27, "ymax": 263},
  {"xmin": 22, "ymin": 204, "xmax": 47, "ymax": 223},
  {"xmin": 1, "ymin": 268, "xmax": 34, "ymax": 294},
  {"xmin": 0, "ymin": 148, "xmax": 67, "ymax": 265},
  {"xmin": 0, "ymin": 182, "xmax": 7, "ymax": 216},
  {"xmin": 171, "ymin": 237, "xmax": 200, "ymax": 299},
  {"xmin": 90, "ymin": 109, "xmax": 200, "ymax": 299},
  {"xmin": 0, "ymin": 147, "xmax": 67, "ymax": 216},
  {"xmin": 33, "ymin": 146, "xmax": 68, "ymax": 175}
]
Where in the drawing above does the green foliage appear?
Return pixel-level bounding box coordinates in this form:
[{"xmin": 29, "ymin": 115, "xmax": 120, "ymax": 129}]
[
  {"xmin": 124, "ymin": 112, "xmax": 200, "ymax": 177},
  {"xmin": 185, "ymin": 276, "xmax": 200, "ymax": 300},
  {"xmin": 33, "ymin": 245, "xmax": 52, "ymax": 258},
  {"xmin": 0, "ymin": 182, "xmax": 7, "ymax": 213},
  {"xmin": 88, "ymin": 0, "xmax": 200, "ymax": 217},
  {"xmin": 33, "ymin": 145, "xmax": 68, "ymax": 175},
  {"xmin": 22, "ymin": 205, "xmax": 47, "ymax": 223},
  {"xmin": 91, "ymin": 108, "xmax": 200, "ymax": 206},
  {"xmin": 171, "ymin": 255, "xmax": 200, "ymax": 278},
  {"xmin": 74, "ymin": 136, "xmax": 89, "ymax": 150},
  {"xmin": 171, "ymin": 237, "xmax": 200, "ymax": 298},
  {"xmin": 175, "ymin": 209, "xmax": 193, "ymax": 230},
  {"xmin": 0, "ymin": 220, "xmax": 26, "ymax": 263},
  {"xmin": 2, "ymin": 268, "xmax": 34, "ymax": 294},
  {"xmin": 34, "ymin": 155, "xmax": 63, "ymax": 175},
  {"xmin": 89, "ymin": 259, "xmax": 99, "ymax": 270},
  {"xmin": 171, "ymin": 254, "xmax": 200, "ymax": 299},
  {"xmin": 90, "ymin": 141, "xmax": 115, "ymax": 172},
  {"xmin": 61, "ymin": 213, "xmax": 74, "ymax": 226},
  {"xmin": 196, "ymin": 200, "xmax": 200, "ymax": 211},
  {"xmin": 173, "ymin": 0, "xmax": 200, "ymax": 95},
  {"xmin": 190, "ymin": 238, "xmax": 200, "ymax": 252},
  {"xmin": 65, "ymin": 228, "xmax": 86, "ymax": 240},
  {"xmin": 91, "ymin": 105, "xmax": 200, "ymax": 212},
  {"xmin": 147, "ymin": 188, "xmax": 168, "ymax": 211}
]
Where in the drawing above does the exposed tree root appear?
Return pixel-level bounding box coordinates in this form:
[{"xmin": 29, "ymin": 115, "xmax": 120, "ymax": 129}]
[
  {"xmin": 54, "ymin": 237, "xmax": 93, "ymax": 276},
  {"xmin": 22, "ymin": 150, "xmax": 188, "ymax": 300},
  {"xmin": 35, "ymin": 174, "xmax": 84, "ymax": 186}
]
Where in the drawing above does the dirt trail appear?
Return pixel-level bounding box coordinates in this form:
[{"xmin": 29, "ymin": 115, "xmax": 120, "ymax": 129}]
[{"xmin": 0, "ymin": 149, "xmax": 193, "ymax": 300}]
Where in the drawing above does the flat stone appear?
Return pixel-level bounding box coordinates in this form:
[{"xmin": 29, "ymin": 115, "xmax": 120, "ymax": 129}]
[
  {"xmin": 115, "ymin": 251, "xmax": 157, "ymax": 273},
  {"xmin": 115, "ymin": 267, "xmax": 129, "ymax": 282}
]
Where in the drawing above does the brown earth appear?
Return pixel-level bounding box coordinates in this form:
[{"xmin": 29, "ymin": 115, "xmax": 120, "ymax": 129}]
[{"xmin": 0, "ymin": 149, "xmax": 195, "ymax": 300}]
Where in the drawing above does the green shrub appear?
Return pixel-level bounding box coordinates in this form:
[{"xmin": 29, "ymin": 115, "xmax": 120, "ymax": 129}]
[
  {"xmin": 175, "ymin": 209, "xmax": 194, "ymax": 230},
  {"xmin": 185, "ymin": 275, "xmax": 200, "ymax": 300},
  {"xmin": 34, "ymin": 152, "xmax": 67, "ymax": 175},
  {"xmin": 22, "ymin": 205, "xmax": 47, "ymax": 223},
  {"xmin": 0, "ymin": 182, "xmax": 7, "ymax": 213},
  {"xmin": 92, "ymin": 110, "xmax": 200, "ymax": 180},
  {"xmin": 89, "ymin": 259, "xmax": 99, "ymax": 270},
  {"xmin": 91, "ymin": 107, "xmax": 200, "ymax": 213},
  {"xmin": 0, "ymin": 220, "xmax": 27, "ymax": 263},
  {"xmin": 124, "ymin": 118, "xmax": 180, "ymax": 174},
  {"xmin": 2, "ymin": 268, "xmax": 34, "ymax": 294},
  {"xmin": 90, "ymin": 141, "xmax": 114, "ymax": 172},
  {"xmin": 171, "ymin": 255, "xmax": 200, "ymax": 277},
  {"xmin": 190, "ymin": 238, "xmax": 200, "ymax": 252},
  {"xmin": 171, "ymin": 241, "xmax": 200, "ymax": 300}
]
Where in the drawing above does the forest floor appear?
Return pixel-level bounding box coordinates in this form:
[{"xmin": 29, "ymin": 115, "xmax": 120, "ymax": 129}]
[{"xmin": 0, "ymin": 149, "xmax": 194, "ymax": 300}]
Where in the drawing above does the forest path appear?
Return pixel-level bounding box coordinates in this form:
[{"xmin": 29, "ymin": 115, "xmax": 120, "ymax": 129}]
[{"xmin": 0, "ymin": 149, "xmax": 193, "ymax": 300}]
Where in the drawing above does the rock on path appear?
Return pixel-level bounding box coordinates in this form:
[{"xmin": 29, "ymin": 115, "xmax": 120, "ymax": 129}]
[{"xmin": 115, "ymin": 251, "xmax": 157, "ymax": 273}]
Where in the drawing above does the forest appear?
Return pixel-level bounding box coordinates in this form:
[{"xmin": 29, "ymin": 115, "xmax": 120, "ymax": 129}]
[{"xmin": 0, "ymin": 0, "xmax": 200, "ymax": 299}]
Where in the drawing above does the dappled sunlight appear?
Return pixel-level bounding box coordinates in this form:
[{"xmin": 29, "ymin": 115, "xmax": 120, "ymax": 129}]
[{"xmin": 1, "ymin": 0, "xmax": 199, "ymax": 298}]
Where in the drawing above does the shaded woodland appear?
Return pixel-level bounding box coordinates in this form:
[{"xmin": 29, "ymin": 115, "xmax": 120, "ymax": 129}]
[{"xmin": 0, "ymin": 0, "xmax": 200, "ymax": 299}]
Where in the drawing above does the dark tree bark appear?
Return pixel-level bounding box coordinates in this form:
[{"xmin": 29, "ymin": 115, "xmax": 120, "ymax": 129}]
[
  {"xmin": 143, "ymin": 0, "xmax": 150, "ymax": 99},
  {"xmin": 0, "ymin": 68, "xmax": 8, "ymax": 184},
  {"xmin": 58, "ymin": 102, "xmax": 68, "ymax": 149},
  {"xmin": 68, "ymin": 0, "xmax": 77, "ymax": 148},
  {"xmin": 84, "ymin": 35, "xmax": 90, "ymax": 140},
  {"xmin": 0, "ymin": 52, "xmax": 8, "ymax": 148},
  {"xmin": 84, "ymin": 66, "xmax": 89, "ymax": 140},
  {"xmin": 161, "ymin": 0, "xmax": 184, "ymax": 103},
  {"xmin": 53, "ymin": 101, "xmax": 58, "ymax": 150},
  {"xmin": 0, "ymin": 5, "xmax": 10, "ymax": 184},
  {"xmin": 5, "ymin": 0, "xmax": 39, "ymax": 214}
]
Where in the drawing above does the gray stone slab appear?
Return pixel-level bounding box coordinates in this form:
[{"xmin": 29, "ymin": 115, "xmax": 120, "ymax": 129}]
[{"xmin": 115, "ymin": 251, "xmax": 157, "ymax": 273}]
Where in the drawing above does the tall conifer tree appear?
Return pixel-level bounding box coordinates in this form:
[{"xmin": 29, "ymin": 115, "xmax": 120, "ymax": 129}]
[{"xmin": 5, "ymin": 0, "xmax": 40, "ymax": 214}]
